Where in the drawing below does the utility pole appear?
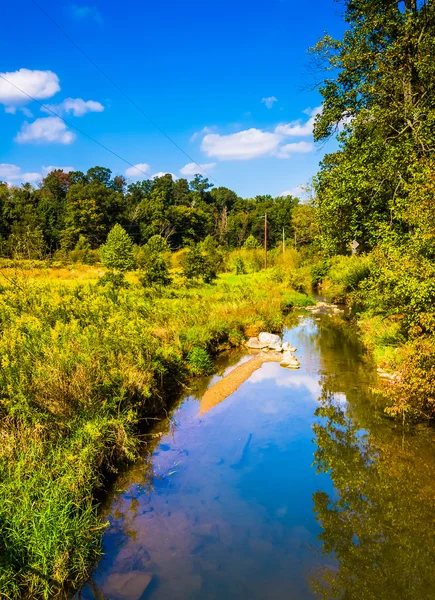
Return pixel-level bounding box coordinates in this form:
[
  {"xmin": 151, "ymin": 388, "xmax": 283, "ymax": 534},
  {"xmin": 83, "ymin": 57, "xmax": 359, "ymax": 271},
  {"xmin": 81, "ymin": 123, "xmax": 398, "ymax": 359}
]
[
  {"xmin": 282, "ymin": 227, "xmax": 285, "ymax": 254},
  {"xmin": 264, "ymin": 214, "xmax": 267, "ymax": 269}
]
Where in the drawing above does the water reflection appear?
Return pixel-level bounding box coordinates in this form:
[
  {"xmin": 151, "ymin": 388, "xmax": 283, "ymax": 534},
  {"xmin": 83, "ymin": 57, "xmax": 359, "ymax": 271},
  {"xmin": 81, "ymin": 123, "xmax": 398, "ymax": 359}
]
[
  {"xmin": 77, "ymin": 315, "xmax": 435, "ymax": 600},
  {"xmin": 312, "ymin": 389, "xmax": 435, "ymax": 600}
]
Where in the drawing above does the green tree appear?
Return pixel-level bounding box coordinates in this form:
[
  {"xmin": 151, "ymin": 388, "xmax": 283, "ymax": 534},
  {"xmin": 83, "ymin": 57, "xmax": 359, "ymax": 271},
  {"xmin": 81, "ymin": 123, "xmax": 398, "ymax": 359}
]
[
  {"xmin": 138, "ymin": 235, "xmax": 172, "ymax": 286},
  {"xmin": 100, "ymin": 224, "xmax": 135, "ymax": 272},
  {"xmin": 312, "ymin": 0, "xmax": 435, "ymax": 253},
  {"xmin": 183, "ymin": 244, "xmax": 217, "ymax": 284},
  {"xmin": 243, "ymin": 234, "xmax": 260, "ymax": 249}
]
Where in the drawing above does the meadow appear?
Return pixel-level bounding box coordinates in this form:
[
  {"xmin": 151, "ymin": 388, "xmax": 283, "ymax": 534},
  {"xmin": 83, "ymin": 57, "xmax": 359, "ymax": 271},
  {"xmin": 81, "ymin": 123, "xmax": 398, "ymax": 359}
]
[{"xmin": 0, "ymin": 260, "xmax": 312, "ymax": 599}]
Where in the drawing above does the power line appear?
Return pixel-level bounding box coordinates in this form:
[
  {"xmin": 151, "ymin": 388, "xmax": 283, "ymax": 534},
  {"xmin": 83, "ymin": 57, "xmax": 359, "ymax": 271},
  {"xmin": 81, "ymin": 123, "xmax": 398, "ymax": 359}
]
[
  {"xmin": 0, "ymin": 74, "xmax": 152, "ymax": 180},
  {"xmin": 30, "ymin": 0, "xmax": 222, "ymax": 187}
]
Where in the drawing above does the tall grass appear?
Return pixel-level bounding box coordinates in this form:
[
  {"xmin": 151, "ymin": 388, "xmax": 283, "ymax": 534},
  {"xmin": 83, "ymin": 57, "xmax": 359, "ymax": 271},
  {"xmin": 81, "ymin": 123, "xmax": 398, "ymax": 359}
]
[{"xmin": 0, "ymin": 267, "xmax": 310, "ymax": 598}]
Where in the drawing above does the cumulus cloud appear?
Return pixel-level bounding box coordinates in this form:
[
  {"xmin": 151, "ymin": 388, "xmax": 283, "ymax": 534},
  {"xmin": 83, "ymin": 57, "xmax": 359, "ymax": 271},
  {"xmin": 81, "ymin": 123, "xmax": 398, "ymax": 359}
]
[
  {"xmin": 0, "ymin": 68, "xmax": 60, "ymax": 110},
  {"xmin": 125, "ymin": 163, "xmax": 151, "ymax": 178},
  {"xmin": 42, "ymin": 165, "xmax": 75, "ymax": 175},
  {"xmin": 179, "ymin": 162, "xmax": 216, "ymax": 177},
  {"xmin": 0, "ymin": 163, "xmax": 41, "ymax": 185},
  {"xmin": 15, "ymin": 117, "xmax": 76, "ymax": 144},
  {"xmin": 275, "ymin": 106, "xmax": 322, "ymax": 137},
  {"xmin": 275, "ymin": 141, "xmax": 314, "ymax": 159},
  {"xmin": 202, "ymin": 128, "xmax": 282, "ymax": 160},
  {"xmin": 261, "ymin": 96, "xmax": 278, "ymax": 109},
  {"xmin": 68, "ymin": 4, "xmax": 103, "ymax": 24},
  {"xmin": 42, "ymin": 97, "xmax": 104, "ymax": 117}
]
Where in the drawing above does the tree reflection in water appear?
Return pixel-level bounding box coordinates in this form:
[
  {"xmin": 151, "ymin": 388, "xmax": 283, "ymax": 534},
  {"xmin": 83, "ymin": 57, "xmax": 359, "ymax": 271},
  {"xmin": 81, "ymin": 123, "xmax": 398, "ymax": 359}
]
[{"xmin": 311, "ymin": 385, "xmax": 435, "ymax": 600}]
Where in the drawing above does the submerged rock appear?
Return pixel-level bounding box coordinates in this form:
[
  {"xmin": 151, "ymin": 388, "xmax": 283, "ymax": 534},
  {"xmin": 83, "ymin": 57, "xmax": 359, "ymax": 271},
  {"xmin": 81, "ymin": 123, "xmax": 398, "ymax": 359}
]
[{"xmin": 104, "ymin": 571, "xmax": 153, "ymax": 600}]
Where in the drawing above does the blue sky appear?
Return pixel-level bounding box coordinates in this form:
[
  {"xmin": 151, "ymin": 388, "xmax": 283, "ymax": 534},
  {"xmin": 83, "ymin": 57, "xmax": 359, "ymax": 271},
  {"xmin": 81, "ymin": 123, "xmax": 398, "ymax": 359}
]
[{"xmin": 0, "ymin": 0, "xmax": 344, "ymax": 197}]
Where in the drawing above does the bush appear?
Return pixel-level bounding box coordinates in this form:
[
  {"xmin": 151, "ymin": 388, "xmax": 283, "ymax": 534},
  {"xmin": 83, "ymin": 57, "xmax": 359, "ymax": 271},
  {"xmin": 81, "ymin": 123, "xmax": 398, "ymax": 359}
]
[
  {"xmin": 234, "ymin": 256, "xmax": 246, "ymax": 275},
  {"xmin": 311, "ymin": 259, "xmax": 331, "ymax": 285},
  {"xmin": 323, "ymin": 255, "xmax": 371, "ymax": 301},
  {"xmin": 288, "ymin": 266, "xmax": 312, "ymax": 294},
  {"xmin": 97, "ymin": 271, "xmax": 128, "ymax": 289},
  {"xmin": 229, "ymin": 249, "xmax": 263, "ymax": 273}
]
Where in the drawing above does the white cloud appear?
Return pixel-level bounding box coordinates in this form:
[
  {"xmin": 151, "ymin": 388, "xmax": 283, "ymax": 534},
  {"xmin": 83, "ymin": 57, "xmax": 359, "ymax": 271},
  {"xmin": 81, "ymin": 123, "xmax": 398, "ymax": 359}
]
[
  {"xmin": 15, "ymin": 117, "xmax": 76, "ymax": 144},
  {"xmin": 202, "ymin": 128, "xmax": 282, "ymax": 160},
  {"xmin": 0, "ymin": 163, "xmax": 41, "ymax": 185},
  {"xmin": 125, "ymin": 163, "xmax": 151, "ymax": 178},
  {"xmin": 280, "ymin": 186, "xmax": 304, "ymax": 198},
  {"xmin": 0, "ymin": 69, "xmax": 60, "ymax": 110},
  {"xmin": 41, "ymin": 97, "xmax": 104, "ymax": 117},
  {"xmin": 275, "ymin": 141, "xmax": 314, "ymax": 158},
  {"xmin": 42, "ymin": 165, "xmax": 75, "ymax": 175},
  {"xmin": 179, "ymin": 162, "xmax": 216, "ymax": 177},
  {"xmin": 190, "ymin": 126, "xmax": 215, "ymax": 142},
  {"xmin": 68, "ymin": 4, "xmax": 103, "ymax": 24},
  {"xmin": 261, "ymin": 96, "xmax": 278, "ymax": 109},
  {"xmin": 275, "ymin": 106, "xmax": 322, "ymax": 137}
]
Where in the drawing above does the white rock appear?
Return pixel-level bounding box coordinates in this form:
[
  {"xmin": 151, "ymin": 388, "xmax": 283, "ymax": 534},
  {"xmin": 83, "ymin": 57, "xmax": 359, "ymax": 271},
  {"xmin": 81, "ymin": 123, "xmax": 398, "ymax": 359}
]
[
  {"xmin": 269, "ymin": 344, "xmax": 283, "ymax": 352},
  {"xmin": 258, "ymin": 332, "xmax": 281, "ymax": 346},
  {"xmin": 246, "ymin": 337, "xmax": 269, "ymax": 349},
  {"xmin": 282, "ymin": 342, "xmax": 297, "ymax": 352}
]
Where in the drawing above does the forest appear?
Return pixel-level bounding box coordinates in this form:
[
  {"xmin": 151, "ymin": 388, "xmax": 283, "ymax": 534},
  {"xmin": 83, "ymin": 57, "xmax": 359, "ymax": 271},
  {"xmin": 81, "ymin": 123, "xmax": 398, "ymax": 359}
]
[
  {"xmin": 0, "ymin": 169, "xmax": 316, "ymax": 259},
  {"xmin": 1, "ymin": 0, "xmax": 435, "ymax": 597}
]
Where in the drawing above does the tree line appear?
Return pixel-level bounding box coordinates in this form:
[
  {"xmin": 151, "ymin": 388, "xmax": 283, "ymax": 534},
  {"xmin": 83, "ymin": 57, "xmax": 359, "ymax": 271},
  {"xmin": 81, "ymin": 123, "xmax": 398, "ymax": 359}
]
[{"xmin": 0, "ymin": 168, "xmax": 315, "ymax": 260}]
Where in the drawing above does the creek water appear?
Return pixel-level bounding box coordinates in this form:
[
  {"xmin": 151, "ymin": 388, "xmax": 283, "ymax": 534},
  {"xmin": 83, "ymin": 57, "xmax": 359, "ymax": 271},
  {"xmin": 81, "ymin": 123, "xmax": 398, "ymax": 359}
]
[{"xmin": 78, "ymin": 312, "xmax": 435, "ymax": 600}]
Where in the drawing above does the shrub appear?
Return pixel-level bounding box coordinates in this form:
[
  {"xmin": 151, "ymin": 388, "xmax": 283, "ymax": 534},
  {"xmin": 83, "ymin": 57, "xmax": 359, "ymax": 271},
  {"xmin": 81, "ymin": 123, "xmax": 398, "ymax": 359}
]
[
  {"xmin": 187, "ymin": 347, "xmax": 213, "ymax": 375},
  {"xmin": 100, "ymin": 224, "xmax": 135, "ymax": 272},
  {"xmin": 311, "ymin": 259, "xmax": 331, "ymax": 285},
  {"xmin": 234, "ymin": 256, "xmax": 246, "ymax": 275},
  {"xmin": 97, "ymin": 271, "xmax": 128, "ymax": 289},
  {"xmin": 323, "ymin": 255, "xmax": 371, "ymax": 301},
  {"xmin": 288, "ymin": 266, "xmax": 312, "ymax": 294}
]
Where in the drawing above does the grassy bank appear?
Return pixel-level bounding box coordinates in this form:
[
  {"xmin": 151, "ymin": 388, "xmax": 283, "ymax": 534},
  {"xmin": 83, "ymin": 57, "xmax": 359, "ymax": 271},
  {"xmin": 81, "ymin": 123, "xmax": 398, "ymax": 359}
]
[{"xmin": 0, "ymin": 264, "xmax": 311, "ymax": 599}]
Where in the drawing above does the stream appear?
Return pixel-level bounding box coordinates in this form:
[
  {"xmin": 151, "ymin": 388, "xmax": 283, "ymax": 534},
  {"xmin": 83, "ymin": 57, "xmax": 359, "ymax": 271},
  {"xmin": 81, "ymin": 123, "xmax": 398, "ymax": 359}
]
[{"xmin": 78, "ymin": 312, "xmax": 435, "ymax": 600}]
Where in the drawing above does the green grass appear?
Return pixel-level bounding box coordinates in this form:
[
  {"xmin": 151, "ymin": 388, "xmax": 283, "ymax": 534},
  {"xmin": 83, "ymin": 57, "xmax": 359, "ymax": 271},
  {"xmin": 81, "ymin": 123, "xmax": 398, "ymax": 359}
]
[{"xmin": 0, "ymin": 266, "xmax": 312, "ymax": 598}]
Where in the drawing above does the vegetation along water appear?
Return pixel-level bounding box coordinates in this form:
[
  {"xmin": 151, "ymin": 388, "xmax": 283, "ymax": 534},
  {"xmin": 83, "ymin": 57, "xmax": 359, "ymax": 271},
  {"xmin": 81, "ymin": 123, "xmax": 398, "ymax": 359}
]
[{"xmin": 1, "ymin": 0, "xmax": 435, "ymax": 598}]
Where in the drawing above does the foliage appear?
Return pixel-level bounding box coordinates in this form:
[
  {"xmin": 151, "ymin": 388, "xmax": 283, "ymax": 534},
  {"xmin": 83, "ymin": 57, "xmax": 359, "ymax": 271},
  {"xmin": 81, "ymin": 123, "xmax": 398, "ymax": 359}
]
[
  {"xmin": 0, "ymin": 168, "xmax": 302, "ymax": 258},
  {"xmin": 312, "ymin": 0, "xmax": 435, "ymax": 254},
  {"xmin": 187, "ymin": 347, "xmax": 213, "ymax": 375},
  {"xmin": 323, "ymin": 255, "xmax": 371, "ymax": 302},
  {"xmin": 243, "ymin": 234, "xmax": 260, "ymax": 249},
  {"xmin": 100, "ymin": 224, "xmax": 135, "ymax": 272},
  {"xmin": 234, "ymin": 256, "xmax": 246, "ymax": 275},
  {"xmin": 311, "ymin": 259, "xmax": 331, "ymax": 285},
  {"xmin": 183, "ymin": 244, "xmax": 217, "ymax": 284},
  {"xmin": 138, "ymin": 235, "xmax": 172, "ymax": 287}
]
